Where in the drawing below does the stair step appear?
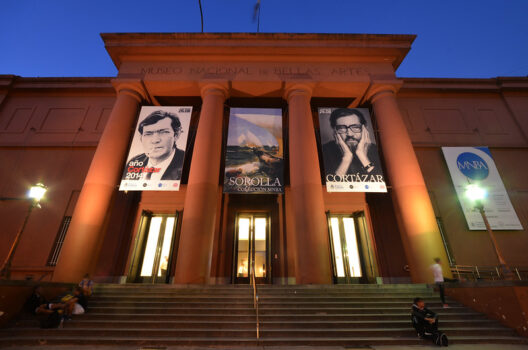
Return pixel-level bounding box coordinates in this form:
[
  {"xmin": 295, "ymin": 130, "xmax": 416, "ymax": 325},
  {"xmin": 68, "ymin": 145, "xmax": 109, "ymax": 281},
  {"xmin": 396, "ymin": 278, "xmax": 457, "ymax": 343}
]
[
  {"xmin": 3, "ymin": 283, "xmax": 525, "ymax": 347},
  {"xmin": 1, "ymin": 336, "xmax": 527, "ymax": 347},
  {"xmin": 86, "ymin": 299, "xmax": 459, "ymax": 309},
  {"xmin": 69, "ymin": 311, "xmax": 485, "ymax": 322},
  {"xmin": 11, "ymin": 318, "xmax": 489, "ymax": 330}
]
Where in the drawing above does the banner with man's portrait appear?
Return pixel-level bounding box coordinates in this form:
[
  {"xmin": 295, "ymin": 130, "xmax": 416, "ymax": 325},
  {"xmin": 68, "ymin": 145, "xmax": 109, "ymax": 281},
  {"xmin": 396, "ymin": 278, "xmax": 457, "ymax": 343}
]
[
  {"xmin": 318, "ymin": 107, "xmax": 387, "ymax": 192},
  {"xmin": 224, "ymin": 108, "xmax": 284, "ymax": 194},
  {"xmin": 119, "ymin": 106, "xmax": 192, "ymax": 191}
]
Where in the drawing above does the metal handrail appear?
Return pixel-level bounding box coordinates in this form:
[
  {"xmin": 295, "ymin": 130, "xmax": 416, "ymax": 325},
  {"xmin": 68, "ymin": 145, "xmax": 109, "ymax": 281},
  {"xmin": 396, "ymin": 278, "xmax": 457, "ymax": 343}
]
[
  {"xmin": 450, "ymin": 264, "xmax": 528, "ymax": 281},
  {"xmin": 251, "ymin": 264, "xmax": 260, "ymax": 339}
]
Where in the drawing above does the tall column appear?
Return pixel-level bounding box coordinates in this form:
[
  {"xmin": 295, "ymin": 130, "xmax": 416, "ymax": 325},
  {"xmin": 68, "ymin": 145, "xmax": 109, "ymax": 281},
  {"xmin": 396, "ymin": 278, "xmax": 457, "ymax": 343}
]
[
  {"xmin": 53, "ymin": 82, "xmax": 145, "ymax": 282},
  {"xmin": 285, "ymin": 84, "xmax": 332, "ymax": 284},
  {"xmin": 369, "ymin": 87, "xmax": 452, "ymax": 283},
  {"xmin": 174, "ymin": 83, "xmax": 228, "ymax": 284}
]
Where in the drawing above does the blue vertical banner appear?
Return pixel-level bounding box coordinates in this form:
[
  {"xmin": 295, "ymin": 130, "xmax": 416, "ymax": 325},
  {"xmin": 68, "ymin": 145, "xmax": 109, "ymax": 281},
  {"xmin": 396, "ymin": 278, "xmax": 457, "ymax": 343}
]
[{"xmin": 224, "ymin": 108, "xmax": 284, "ymax": 193}]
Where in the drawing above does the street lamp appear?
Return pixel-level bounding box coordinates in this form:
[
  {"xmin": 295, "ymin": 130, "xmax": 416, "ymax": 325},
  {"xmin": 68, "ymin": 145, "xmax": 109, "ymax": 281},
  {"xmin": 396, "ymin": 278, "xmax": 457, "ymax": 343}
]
[
  {"xmin": 465, "ymin": 183, "xmax": 514, "ymax": 280},
  {"xmin": 0, "ymin": 183, "xmax": 47, "ymax": 279}
]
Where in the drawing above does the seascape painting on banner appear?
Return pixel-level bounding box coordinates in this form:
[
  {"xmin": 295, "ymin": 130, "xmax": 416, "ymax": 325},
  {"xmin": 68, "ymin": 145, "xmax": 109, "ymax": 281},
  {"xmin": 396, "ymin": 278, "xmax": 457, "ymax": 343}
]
[{"xmin": 224, "ymin": 108, "xmax": 284, "ymax": 194}]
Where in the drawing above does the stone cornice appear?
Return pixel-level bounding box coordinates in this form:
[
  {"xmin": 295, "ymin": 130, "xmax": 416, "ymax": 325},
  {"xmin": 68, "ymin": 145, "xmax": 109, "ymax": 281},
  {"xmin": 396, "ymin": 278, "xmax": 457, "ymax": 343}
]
[
  {"xmin": 400, "ymin": 77, "xmax": 528, "ymax": 93},
  {"xmin": 101, "ymin": 32, "xmax": 415, "ymax": 72},
  {"xmin": 3, "ymin": 76, "xmax": 114, "ymax": 93}
]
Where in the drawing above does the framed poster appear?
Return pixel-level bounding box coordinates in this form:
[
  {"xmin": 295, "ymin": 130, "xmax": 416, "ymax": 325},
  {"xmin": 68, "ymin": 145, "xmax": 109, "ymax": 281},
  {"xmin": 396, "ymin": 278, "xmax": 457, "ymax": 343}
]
[
  {"xmin": 119, "ymin": 106, "xmax": 192, "ymax": 191},
  {"xmin": 318, "ymin": 107, "xmax": 386, "ymax": 192},
  {"xmin": 224, "ymin": 108, "xmax": 284, "ymax": 194}
]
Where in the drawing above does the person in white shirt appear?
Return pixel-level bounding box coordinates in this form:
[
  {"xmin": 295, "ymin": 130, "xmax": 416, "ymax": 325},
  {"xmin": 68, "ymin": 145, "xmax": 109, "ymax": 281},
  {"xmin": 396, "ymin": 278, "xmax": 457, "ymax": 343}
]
[{"xmin": 430, "ymin": 257, "xmax": 449, "ymax": 308}]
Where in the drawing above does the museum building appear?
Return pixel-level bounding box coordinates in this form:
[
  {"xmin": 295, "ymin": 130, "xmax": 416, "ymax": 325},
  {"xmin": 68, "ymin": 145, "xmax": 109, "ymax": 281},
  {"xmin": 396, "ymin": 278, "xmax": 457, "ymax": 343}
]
[{"xmin": 0, "ymin": 33, "xmax": 527, "ymax": 285}]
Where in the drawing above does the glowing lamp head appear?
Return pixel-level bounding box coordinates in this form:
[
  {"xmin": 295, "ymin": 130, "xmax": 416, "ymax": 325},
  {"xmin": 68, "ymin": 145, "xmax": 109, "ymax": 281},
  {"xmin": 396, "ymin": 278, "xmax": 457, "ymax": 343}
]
[
  {"xmin": 465, "ymin": 184, "xmax": 487, "ymax": 202},
  {"xmin": 28, "ymin": 183, "xmax": 47, "ymax": 201}
]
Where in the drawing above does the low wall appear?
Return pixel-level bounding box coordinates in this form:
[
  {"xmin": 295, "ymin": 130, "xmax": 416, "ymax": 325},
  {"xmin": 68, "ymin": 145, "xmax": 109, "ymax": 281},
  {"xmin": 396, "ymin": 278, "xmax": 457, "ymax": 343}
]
[
  {"xmin": 445, "ymin": 281, "xmax": 528, "ymax": 338},
  {"xmin": 0, "ymin": 280, "xmax": 74, "ymax": 328}
]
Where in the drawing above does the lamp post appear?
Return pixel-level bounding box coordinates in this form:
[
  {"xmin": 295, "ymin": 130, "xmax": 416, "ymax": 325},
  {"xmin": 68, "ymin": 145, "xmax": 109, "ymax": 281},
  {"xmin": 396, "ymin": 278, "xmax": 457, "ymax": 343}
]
[
  {"xmin": 0, "ymin": 183, "xmax": 47, "ymax": 279},
  {"xmin": 465, "ymin": 184, "xmax": 514, "ymax": 280}
]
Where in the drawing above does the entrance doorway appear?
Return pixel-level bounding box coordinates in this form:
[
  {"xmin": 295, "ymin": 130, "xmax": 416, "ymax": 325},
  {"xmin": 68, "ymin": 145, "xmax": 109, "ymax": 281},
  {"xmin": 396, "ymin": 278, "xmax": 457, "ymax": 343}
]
[
  {"xmin": 128, "ymin": 212, "xmax": 178, "ymax": 283},
  {"xmin": 328, "ymin": 212, "xmax": 377, "ymax": 283},
  {"xmin": 233, "ymin": 213, "xmax": 270, "ymax": 284}
]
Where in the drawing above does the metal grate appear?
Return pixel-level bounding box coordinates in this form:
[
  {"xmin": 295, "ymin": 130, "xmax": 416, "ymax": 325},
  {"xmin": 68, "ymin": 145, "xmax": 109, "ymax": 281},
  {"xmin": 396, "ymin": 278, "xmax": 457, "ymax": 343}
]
[{"xmin": 47, "ymin": 216, "xmax": 71, "ymax": 266}]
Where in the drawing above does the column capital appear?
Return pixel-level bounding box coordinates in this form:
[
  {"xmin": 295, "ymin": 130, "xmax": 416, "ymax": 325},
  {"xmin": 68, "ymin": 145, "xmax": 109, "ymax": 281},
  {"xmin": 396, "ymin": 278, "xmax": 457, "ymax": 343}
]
[
  {"xmin": 199, "ymin": 82, "xmax": 229, "ymax": 100},
  {"xmin": 111, "ymin": 79, "xmax": 148, "ymax": 103},
  {"xmin": 362, "ymin": 81, "xmax": 402, "ymax": 105},
  {"xmin": 283, "ymin": 83, "xmax": 314, "ymax": 102}
]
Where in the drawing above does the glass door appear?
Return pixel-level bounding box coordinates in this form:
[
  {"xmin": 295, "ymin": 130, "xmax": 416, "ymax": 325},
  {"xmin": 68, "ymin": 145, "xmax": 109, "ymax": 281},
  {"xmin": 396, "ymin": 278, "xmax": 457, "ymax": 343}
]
[
  {"xmin": 328, "ymin": 214, "xmax": 366, "ymax": 283},
  {"xmin": 234, "ymin": 213, "xmax": 269, "ymax": 284},
  {"xmin": 128, "ymin": 213, "xmax": 178, "ymax": 283}
]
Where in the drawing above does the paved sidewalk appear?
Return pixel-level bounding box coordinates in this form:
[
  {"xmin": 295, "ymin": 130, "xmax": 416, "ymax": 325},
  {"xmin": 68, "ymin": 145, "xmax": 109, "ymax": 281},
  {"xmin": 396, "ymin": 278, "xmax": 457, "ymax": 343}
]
[
  {"xmin": 5, "ymin": 345, "xmax": 528, "ymax": 350},
  {"xmin": 372, "ymin": 345, "xmax": 528, "ymax": 349}
]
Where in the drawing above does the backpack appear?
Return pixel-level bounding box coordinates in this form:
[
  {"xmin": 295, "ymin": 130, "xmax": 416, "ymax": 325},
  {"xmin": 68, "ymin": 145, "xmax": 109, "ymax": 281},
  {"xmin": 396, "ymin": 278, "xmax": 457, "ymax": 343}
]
[
  {"xmin": 433, "ymin": 332, "xmax": 449, "ymax": 347},
  {"xmin": 40, "ymin": 311, "xmax": 62, "ymax": 329}
]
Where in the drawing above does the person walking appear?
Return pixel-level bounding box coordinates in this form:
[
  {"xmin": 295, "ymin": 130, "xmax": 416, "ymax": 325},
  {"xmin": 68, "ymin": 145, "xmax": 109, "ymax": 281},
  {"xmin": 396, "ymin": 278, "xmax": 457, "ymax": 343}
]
[{"xmin": 430, "ymin": 258, "xmax": 449, "ymax": 308}]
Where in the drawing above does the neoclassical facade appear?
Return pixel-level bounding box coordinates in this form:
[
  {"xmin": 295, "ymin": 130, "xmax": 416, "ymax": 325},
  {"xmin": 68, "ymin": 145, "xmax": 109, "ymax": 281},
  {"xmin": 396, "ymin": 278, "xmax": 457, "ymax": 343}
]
[{"xmin": 0, "ymin": 33, "xmax": 527, "ymax": 285}]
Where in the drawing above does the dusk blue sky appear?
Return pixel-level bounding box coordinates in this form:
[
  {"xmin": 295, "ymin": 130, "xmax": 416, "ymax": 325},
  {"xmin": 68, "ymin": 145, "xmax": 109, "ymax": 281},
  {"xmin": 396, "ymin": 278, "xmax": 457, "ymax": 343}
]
[{"xmin": 2, "ymin": 0, "xmax": 527, "ymax": 78}]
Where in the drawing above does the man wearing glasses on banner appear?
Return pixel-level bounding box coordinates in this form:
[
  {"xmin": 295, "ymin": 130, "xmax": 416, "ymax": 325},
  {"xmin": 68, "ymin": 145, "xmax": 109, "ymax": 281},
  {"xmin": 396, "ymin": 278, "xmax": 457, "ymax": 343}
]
[
  {"xmin": 322, "ymin": 108, "xmax": 382, "ymax": 178},
  {"xmin": 124, "ymin": 110, "xmax": 185, "ymax": 182}
]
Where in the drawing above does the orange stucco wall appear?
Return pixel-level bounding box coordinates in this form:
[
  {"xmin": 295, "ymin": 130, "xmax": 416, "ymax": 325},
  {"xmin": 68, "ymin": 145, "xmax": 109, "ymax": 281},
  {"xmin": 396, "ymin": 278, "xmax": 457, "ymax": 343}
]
[
  {"xmin": 0, "ymin": 34, "xmax": 527, "ymax": 284},
  {"xmin": 0, "ymin": 77, "xmax": 115, "ymax": 280},
  {"xmin": 397, "ymin": 82, "xmax": 528, "ymax": 267}
]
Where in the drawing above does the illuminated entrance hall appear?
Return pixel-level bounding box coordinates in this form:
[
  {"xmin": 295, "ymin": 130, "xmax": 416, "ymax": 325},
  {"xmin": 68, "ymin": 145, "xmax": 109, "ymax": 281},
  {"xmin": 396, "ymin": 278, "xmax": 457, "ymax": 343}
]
[
  {"xmin": 0, "ymin": 33, "xmax": 526, "ymax": 289},
  {"xmin": 234, "ymin": 213, "xmax": 269, "ymax": 284}
]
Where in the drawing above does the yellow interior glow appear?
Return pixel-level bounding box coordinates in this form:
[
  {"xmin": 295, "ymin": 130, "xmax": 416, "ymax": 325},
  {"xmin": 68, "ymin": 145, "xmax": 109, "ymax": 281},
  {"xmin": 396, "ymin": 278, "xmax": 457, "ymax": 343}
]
[
  {"xmin": 343, "ymin": 218, "xmax": 362, "ymax": 277},
  {"xmin": 140, "ymin": 217, "xmax": 162, "ymax": 277},
  {"xmin": 157, "ymin": 217, "xmax": 175, "ymax": 276},
  {"xmin": 330, "ymin": 217, "xmax": 345, "ymax": 277}
]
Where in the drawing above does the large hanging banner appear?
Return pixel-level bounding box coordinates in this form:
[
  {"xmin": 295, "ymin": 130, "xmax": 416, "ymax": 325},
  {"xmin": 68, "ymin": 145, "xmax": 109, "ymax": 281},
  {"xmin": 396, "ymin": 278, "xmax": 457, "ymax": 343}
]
[
  {"xmin": 224, "ymin": 108, "xmax": 284, "ymax": 193},
  {"xmin": 318, "ymin": 108, "xmax": 387, "ymax": 192},
  {"xmin": 119, "ymin": 106, "xmax": 192, "ymax": 191},
  {"xmin": 442, "ymin": 147, "xmax": 522, "ymax": 230}
]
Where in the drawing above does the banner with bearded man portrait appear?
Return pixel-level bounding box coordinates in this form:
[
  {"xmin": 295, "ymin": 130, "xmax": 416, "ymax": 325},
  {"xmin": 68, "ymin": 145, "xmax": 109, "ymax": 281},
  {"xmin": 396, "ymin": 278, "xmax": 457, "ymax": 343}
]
[{"xmin": 318, "ymin": 107, "xmax": 387, "ymax": 192}]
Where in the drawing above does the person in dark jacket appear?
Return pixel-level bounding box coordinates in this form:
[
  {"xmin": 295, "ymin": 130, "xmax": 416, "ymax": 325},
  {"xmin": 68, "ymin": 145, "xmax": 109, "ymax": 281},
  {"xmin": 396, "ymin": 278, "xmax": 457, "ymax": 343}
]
[
  {"xmin": 26, "ymin": 285, "xmax": 65, "ymax": 315},
  {"xmin": 411, "ymin": 297, "xmax": 448, "ymax": 346}
]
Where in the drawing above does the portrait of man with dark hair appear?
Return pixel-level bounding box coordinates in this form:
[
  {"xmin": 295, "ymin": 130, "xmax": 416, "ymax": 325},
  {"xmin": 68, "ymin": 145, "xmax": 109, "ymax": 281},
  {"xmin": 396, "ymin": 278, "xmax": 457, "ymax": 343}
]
[
  {"xmin": 322, "ymin": 108, "xmax": 382, "ymax": 177},
  {"xmin": 123, "ymin": 109, "xmax": 187, "ymax": 183},
  {"xmin": 318, "ymin": 107, "xmax": 386, "ymax": 192}
]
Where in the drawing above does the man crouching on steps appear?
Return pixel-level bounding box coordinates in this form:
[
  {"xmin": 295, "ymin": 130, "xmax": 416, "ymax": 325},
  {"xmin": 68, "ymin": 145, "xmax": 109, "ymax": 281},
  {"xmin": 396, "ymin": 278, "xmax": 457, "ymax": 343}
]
[{"xmin": 412, "ymin": 297, "xmax": 448, "ymax": 346}]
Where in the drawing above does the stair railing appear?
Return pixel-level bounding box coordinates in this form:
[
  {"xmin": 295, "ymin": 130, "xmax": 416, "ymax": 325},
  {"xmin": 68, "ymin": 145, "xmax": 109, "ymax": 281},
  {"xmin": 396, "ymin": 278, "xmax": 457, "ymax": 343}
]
[
  {"xmin": 251, "ymin": 263, "xmax": 260, "ymax": 339},
  {"xmin": 450, "ymin": 264, "xmax": 527, "ymax": 281}
]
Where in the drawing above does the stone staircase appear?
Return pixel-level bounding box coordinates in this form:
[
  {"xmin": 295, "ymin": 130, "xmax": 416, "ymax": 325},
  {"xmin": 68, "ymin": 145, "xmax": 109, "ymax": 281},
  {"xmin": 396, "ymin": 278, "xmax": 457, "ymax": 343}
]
[{"xmin": 1, "ymin": 283, "xmax": 527, "ymax": 347}]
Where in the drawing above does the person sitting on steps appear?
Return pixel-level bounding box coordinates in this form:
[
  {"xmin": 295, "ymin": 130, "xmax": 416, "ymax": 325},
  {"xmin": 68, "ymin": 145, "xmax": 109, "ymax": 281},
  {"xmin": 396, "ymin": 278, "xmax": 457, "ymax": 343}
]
[
  {"xmin": 78, "ymin": 273, "xmax": 94, "ymax": 297},
  {"xmin": 63, "ymin": 286, "xmax": 88, "ymax": 320},
  {"xmin": 26, "ymin": 285, "xmax": 65, "ymax": 316},
  {"xmin": 412, "ymin": 297, "xmax": 448, "ymax": 347}
]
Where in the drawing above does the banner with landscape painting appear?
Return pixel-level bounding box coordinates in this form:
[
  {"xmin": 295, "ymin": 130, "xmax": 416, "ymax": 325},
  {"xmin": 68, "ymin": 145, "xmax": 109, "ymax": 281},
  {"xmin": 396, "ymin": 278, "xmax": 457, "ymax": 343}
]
[{"xmin": 224, "ymin": 108, "xmax": 284, "ymax": 194}]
